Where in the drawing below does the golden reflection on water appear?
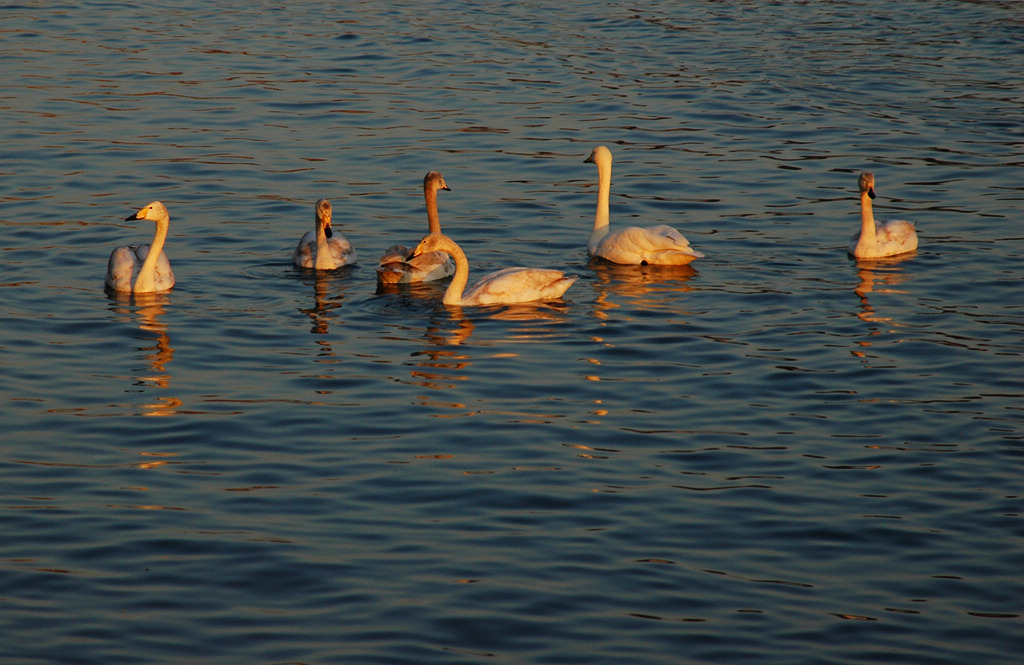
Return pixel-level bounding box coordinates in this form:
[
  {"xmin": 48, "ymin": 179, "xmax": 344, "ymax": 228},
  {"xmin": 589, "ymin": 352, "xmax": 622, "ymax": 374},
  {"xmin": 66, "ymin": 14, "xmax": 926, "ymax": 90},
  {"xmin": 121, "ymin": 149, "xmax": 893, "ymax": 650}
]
[
  {"xmin": 852, "ymin": 255, "xmax": 915, "ymax": 326},
  {"xmin": 298, "ymin": 271, "xmax": 345, "ymax": 340},
  {"xmin": 109, "ymin": 291, "xmax": 180, "ymax": 416},
  {"xmin": 409, "ymin": 318, "xmax": 474, "ymax": 393},
  {"xmin": 587, "ymin": 260, "xmax": 697, "ymax": 321}
]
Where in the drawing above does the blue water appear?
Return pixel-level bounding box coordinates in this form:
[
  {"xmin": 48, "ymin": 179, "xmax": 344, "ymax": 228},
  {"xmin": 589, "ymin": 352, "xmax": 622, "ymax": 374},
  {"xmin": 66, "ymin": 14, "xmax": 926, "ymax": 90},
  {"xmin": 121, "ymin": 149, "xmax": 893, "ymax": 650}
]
[{"xmin": 2, "ymin": 1, "xmax": 1023, "ymax": 663}]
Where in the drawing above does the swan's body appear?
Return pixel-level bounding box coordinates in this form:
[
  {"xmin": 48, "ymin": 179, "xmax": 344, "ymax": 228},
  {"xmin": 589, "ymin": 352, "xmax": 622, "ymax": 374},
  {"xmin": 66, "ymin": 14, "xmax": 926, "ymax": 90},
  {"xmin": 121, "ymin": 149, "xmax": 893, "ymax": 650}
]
[
  {"xmin": 584, "ymin": 145, "xmax": 703, "ymax": 265},
  {"xmin": 410, "ymin": 232, "xmax": 577, "ymax": 306},
  {"xmin": 293, "ymin": 198, "xmax": 357, "ymax": 270},
  {"xmin": 105, "ymin": 201, "xmax": 176, "ymax": 293},
  {"xmin": 848, "ymin": 172, "xmax": 918, "ymax": 259},
  {"xmin": 377, "ymin": 171, "xmax": 456, "ymax": 284}
]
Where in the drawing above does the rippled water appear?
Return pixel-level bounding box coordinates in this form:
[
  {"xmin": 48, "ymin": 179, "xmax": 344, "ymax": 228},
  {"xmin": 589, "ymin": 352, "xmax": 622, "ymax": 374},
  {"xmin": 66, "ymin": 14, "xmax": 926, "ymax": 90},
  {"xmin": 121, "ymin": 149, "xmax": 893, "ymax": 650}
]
[{"xmin": 3, "ymin": 1, "xmax": 1023, "ymax": 663}]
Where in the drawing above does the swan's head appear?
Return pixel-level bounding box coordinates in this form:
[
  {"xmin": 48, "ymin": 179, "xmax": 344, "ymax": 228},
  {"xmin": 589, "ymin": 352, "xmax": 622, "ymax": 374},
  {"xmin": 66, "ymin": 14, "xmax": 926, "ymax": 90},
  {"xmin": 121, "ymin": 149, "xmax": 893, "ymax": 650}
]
[
  {"xmin": 859, "ymin": 172, "xmax": 876, "ymax": 200},
  {"xmin": 126, "ymin": 201, "xmax": 169, "ymax": 223},
  {"xmin": 315, "ymin": 198, "xmax": 333, "ymax": 238},
  {"xmin": 424, "ymin": 170, "xmax": 451, "ymax": 193},
  {"xmin": 409, "ymin": 232, "xmax": 449, "ymax": 259},
  {"xmin": 584, "ymin": 145, "xmax": 612, "ymax": 168}
]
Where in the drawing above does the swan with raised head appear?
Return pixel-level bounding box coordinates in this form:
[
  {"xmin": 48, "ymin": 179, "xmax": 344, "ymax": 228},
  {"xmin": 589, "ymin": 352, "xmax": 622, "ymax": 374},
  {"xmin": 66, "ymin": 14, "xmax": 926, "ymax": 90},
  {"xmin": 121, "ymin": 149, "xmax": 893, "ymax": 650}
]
[
  {"xmin": 377, "ymin": 171, "xmax": 456, "ymax": 284},
  {"xmin": 848, "ymin": 172, "xmax": 918, "ymax": 259},
  {"xmin": 409, "ymin": 232, "xmax": 577, "ymax": 306},
  {"xmin": 105, "ymin": 201, "xmax": 176, "ymax": 293},
  {"xmin": 293, "ymin": 198, "xmax": 357, "ymax": 269},
  {"xmin": 583, "ymin": 145, "xmax": 704, "ymax": 265}
]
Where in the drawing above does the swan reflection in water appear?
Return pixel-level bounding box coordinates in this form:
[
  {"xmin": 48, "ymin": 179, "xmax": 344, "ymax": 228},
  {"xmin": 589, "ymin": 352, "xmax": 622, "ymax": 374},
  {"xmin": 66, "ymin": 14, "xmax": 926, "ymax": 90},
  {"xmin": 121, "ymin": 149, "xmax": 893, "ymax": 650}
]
[
  {"xmin": 587, "ymin": 260, "xmax": 697, "ymax": 321},
  {"xmin": 850, "ymin": 255, "xmax": 916, "ymax": 361},
  {"xmin": 408, "ymin": 316, "xmax": 475, "ymax": 394},
  {"xmin": 853, "ymin": 255, "xmax": 915, "ymax": 325},
  {"xmin": 108, "ymin": 291, "xmax": 181, "ymax": 416},
  {"xmin": 298, "ymin": 270, "xmax": 348, "ymax": 341}
]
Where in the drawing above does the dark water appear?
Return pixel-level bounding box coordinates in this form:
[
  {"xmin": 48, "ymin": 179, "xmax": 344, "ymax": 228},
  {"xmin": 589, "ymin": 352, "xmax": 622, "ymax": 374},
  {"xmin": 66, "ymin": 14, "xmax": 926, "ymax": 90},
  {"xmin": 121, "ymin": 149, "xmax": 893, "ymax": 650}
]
[{"xmin": 2, "ymin": 1, "xmax": 1023, "ymax": 663}]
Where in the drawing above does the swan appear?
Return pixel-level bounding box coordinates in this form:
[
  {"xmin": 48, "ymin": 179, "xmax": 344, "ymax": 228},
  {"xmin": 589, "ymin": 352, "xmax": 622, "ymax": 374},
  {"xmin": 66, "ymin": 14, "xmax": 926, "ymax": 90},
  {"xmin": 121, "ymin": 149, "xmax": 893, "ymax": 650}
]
[
  {"xmin": 848, "ymin": 171, "xmax": 918, "ymax": 259},
  {"xmin": 293, "ymin": 198, "xmax": 357, "ymax": 269},
  {"xmin": 105, "ymin": 201, "xmax": 176, "ymax": 293},
  {"xmin": 583, "ymin": 145, "xmax": 704, "ymax": 265},
  {"xmin": 409, "ymin": 232, "xmax": 578, "ymax": 306},
  {"xmin": 376, "ymin": 171, "xmax": 456, "ymax": 284}
]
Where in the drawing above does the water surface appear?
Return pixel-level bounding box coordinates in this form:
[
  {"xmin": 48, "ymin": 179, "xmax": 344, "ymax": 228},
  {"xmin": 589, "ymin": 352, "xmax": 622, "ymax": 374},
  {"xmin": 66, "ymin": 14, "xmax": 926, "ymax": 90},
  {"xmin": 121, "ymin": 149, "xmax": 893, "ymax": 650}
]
[{"xmin": 2, "ymin": 1, "xmax": 1023, "ymax": 663}]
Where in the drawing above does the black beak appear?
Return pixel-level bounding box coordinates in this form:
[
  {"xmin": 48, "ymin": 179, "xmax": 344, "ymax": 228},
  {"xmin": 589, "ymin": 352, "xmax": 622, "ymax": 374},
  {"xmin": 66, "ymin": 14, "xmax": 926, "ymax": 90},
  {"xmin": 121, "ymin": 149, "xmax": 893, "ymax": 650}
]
[
  {"xmin": 868, "ymin": 187, "xmax": 876, "ymax": 200},
  {"xmin": 584, "ymin": 154, "xmax": 594, "ymax": 164},
  {"xmin": 125, "ymin": 212, "xmax": 139, "ymax": 221},
  {"xmin": 324, "ymin": 224, "xmax": 333, "ymax": 239}
]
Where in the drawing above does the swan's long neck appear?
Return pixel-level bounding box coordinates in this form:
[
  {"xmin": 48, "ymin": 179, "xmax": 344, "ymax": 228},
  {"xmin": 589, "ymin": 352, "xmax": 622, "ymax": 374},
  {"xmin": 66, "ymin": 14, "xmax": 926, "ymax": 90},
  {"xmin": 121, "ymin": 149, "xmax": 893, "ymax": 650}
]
[
  {"xmin": 857, "ymin": 190, "xmax": 877, "ymax": 253},
  {"xmin": 439, "ymin": 237, "xmax": 470, "ymax": 306},
  {"xmin": 134, "ymin": 219, "xmax": 168, "ymax": 293},
  {"xmin": 425, "ymin": 183, "xmax": 442, "ymax": 234},
  {"xmin": 315, "ymin": 215, "xmax": 337, "ymax": 270},
  {"xmin": 590, "ymin": 159, "xmax": 612, "ymax": 250}
]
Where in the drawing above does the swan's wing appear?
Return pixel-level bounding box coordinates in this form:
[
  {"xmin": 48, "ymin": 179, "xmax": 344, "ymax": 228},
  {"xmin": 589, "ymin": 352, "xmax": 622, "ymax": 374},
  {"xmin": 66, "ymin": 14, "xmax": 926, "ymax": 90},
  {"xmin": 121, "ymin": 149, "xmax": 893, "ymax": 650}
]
[
  {"xmin": 876, "ymin": 220, "xmax": 918, "ymax": 253},
  {"xmin": 292, "ymin": 230, "xmax": 316, "ymax": 268},
  {"xmin": 463, "ymin": 267, "xmax": 578, "ymax": 306},
  {"xmin": 327, "ymin": 233, "xmax": 357, "ymax": 266},
  {"xmin": 378, "ymin": 244, "xmax": 412, "ymax": 265},
  {"xmin": 105, "ymin": 245, "xmax": 141, "ymax": 292},
  {"xmin": 378, "ymin": 249, "xmax": 455, "ymax": 284},
  {"xmin": 594, "ymin": 225, "xmax": 703, "ymax": 265}
]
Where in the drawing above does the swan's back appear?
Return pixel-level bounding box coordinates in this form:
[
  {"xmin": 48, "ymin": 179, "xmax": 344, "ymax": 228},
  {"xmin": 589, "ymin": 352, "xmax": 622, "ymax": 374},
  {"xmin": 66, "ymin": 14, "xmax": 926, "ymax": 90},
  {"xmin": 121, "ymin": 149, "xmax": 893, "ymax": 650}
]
[
  {"xmin": 874, "ymin": 219, "xmax": 918, "ymax": 255},
  {"xmin": 593, "ymin": 225, "xmax": 704, "ymax": 266},
  {"xmin": 463, "ymin": 267, "xmax": 578, "ymax": 306}
]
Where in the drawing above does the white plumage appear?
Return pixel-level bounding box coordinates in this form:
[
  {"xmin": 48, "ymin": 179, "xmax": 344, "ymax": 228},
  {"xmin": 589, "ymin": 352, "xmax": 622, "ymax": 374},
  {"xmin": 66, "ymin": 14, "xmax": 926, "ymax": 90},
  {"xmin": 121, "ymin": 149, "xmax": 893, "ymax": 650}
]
[
  {"xmin": 848, "ymin": 172, "xmax": 918, "ymax": 259},
  {"xmin": 293, "ymin": 198, "xmax": 357, "ymax": 270},
  {"xmin": 584, "ymin": 145, "xmax": 703, "ymax": 265},
  {"xmin": 105, "ymin": 201, "xmax": 176, "ymax": 293},
  {"xmin": 410, "ymin": 232, "xmax": 577, "ymax": 306}
]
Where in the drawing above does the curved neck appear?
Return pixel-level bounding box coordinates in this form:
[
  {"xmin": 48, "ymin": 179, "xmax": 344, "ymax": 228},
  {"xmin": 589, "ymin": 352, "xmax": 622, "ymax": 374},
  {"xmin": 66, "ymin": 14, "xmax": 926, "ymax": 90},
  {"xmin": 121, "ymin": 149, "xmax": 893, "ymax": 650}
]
[
  {"xmin": 425, "ymin": 183, "xmax": 442, "ymax": 234},
  {"xmin": 315, "ymin": 216, "xmax": 337, "ymax": 270},
  {"xmin": 590, "ymin": 159, "xmax": 611, "ymax": 248},
  {"xmin": 440, "ymin": 238, "xmax": 470, "ymax": 305},
  {"xmin": 858, "ymin": 191, "xmax": 877, "ymax": 251},
  {"xmin": 134, "ymin": 219, "xmax": 168, "ymax": 292}
]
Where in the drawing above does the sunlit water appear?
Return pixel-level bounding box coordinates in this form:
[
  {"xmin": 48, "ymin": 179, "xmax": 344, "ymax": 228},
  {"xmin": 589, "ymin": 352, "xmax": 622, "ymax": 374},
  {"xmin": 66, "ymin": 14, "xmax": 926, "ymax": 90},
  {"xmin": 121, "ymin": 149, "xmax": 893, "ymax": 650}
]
[{"xmin": 2, "ymin": 1, "xmax": 1023, "ymax": 663}]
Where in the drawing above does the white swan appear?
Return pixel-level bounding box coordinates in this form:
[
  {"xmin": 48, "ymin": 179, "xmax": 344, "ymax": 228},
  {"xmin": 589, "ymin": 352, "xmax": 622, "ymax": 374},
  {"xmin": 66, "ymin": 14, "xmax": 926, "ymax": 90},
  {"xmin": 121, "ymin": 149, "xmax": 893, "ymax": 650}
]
[
  {"xmin": 376, "ymin": 171, "xmax": 456, "ymax": 284},
  {"xmin": 848, "ymin": 171, "xmax": 918, "ymax": 259},
  {"xmin": 583, "ymin": 145, "xmax": 704, "ymax": 265},
  {"xmin": 105, "ymin": 201, "xmax": 176, "ymax": 293},
  {"xmin": 410, "ymin": 232, "xmax": 578, "ymax": 306},
  {"xmin": 293, "ymin": 198, "xmax": 357, "ymax": 269}
]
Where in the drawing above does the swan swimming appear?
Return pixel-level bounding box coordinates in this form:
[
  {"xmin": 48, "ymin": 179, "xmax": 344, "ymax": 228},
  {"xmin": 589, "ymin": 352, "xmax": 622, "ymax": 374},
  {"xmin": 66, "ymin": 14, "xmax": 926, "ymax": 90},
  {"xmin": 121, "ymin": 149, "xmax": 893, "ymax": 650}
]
[
  {"xmin": 848, "ymin": 171, "xmax": 918, "ymax": 259},
  {"xmin": 409, "ymin": 232, "xmax": 578, "ymax": 306},
  {"xmin": 293, "ymin": 198, "xmax": 357, "ymax": 270},
  {"xmin": 105, "ymin": 201, "xmax": 176, "ymax": 293},
  {"xmin": 583, "ymin": 145, "xmax": 704, "ymax": 265},
  {"xmin": 376, "ymin": 171, "xmax": 457, "ymax": 284}
]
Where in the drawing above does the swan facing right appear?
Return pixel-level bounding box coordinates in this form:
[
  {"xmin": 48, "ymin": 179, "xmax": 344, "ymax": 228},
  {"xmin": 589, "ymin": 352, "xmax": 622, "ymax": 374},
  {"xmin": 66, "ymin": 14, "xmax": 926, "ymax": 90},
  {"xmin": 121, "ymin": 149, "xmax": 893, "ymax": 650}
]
[
  {"xmin": 376, "ymin": 171, "xmax": 457, "ymax": 284},
  {"xmin": 293, "ymin": 198, "xmax": 357, "ymax": 270},
  {"xmin": 409, "ymin": 232, "xmax": 577, "ymax": 307},
  {"xmin": 584, "ymin": 145, "xmax": 704, "ymax": 266},
  {"xmin": 105, "ymin": 201, "xmax": 176, "ymax": 294},
  {"xmin": 848, "ymin": 172, "xmax": 918, "ymax": 259}
]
